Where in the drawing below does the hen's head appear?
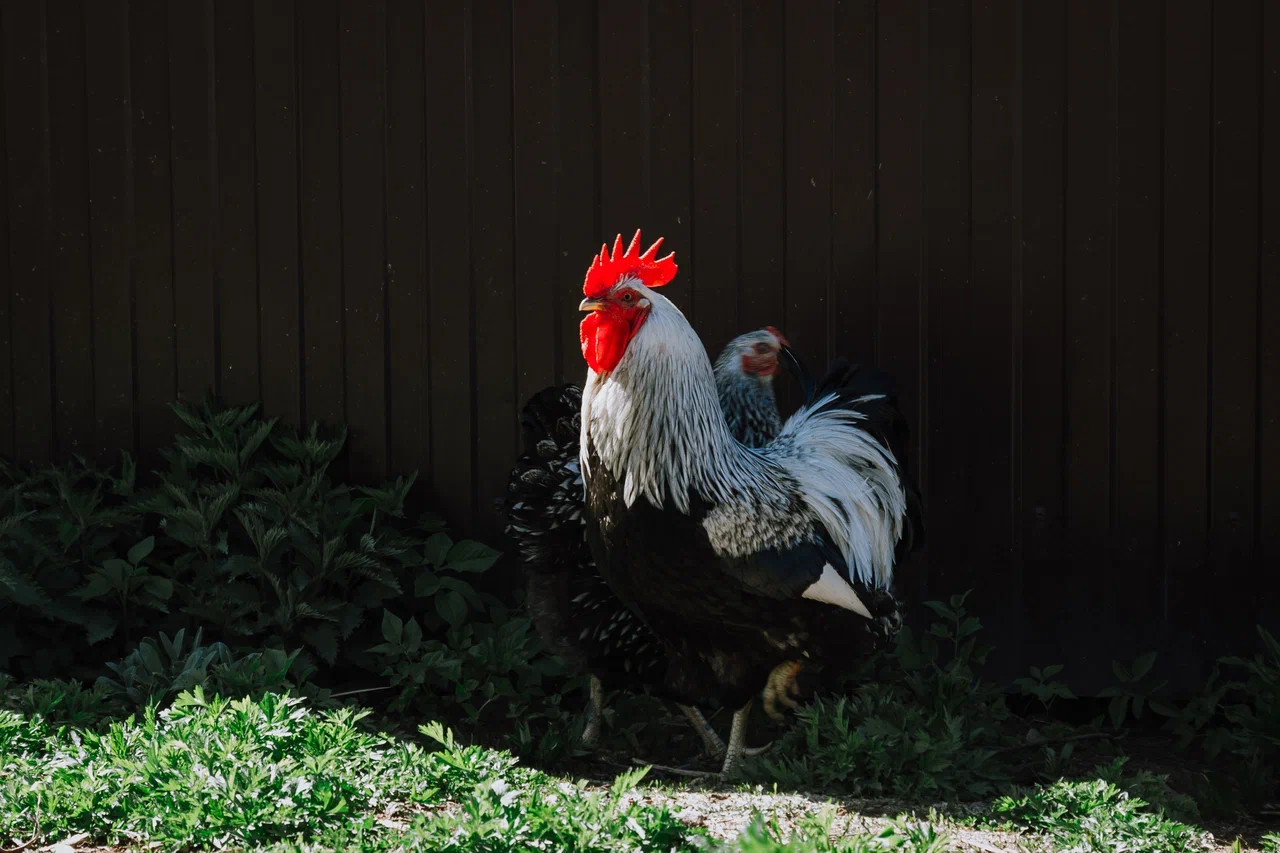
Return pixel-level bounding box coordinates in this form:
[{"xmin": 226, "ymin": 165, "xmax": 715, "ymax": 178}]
[
  {"xmin": 579, "ymin": 230, "xmax": 678, "ymax": 374},
  {"xmin": 717, "ymin": 326, "xmax": 790, "ymax": 381}
]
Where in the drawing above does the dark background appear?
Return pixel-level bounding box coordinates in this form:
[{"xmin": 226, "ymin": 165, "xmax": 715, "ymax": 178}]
[{"xmin": 0, "ymin": 0, "xmax": 1275, "ymax": 692}]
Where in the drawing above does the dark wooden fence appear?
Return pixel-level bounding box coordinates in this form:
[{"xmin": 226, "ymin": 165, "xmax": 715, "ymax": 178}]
[{"xmin": 1, "ymin": 0, "xmax": 1276, "ymax": 690}]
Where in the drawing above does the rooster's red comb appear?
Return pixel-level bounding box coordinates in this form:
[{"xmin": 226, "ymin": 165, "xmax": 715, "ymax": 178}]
[{"xmin": 583, "ymin": 230, "xmax": 678, "ymax": 298}]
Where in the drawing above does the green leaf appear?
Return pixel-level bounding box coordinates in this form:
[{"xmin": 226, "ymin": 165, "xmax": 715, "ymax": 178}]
[
  {"xmin": 424, "ymin": 533, "xmax": 452, "ymax": 567},
  {"xmin": 84, "ymin": 611, "xmax": 117, "ymax": 645},
  {"xmin": 138, "ymin": 642, "xmax": 166, "ymax": 675},
  {"xmin": 923, "ymin": 600, "xmax": 957, "ymax": 621},
  {"xmin": 302, "ymin": 623, "xmax": 340, "ymax": 665},
  {"xmin": 444, "ymin": 540, "xmax": 501, "ymax": 573},
  {"xmin": 127, "ymin": 536, "xmax": 156, "ymax": 566},
  {"xmin": 381, "ymin": 609, "xmax": 404, "ymax": 645},
  {"xmin": 1108, "ymin": 695, "xmax": 1129, "ymax": 730},
  {"xmin": 415, "ymin": 572, "xmax": 442, "ymax": 598},
  {"xmin": 1131, "ymin": 650, "xmax": 1158, "ymax": 680},
  {"xmin": 436, "ymin": 590, "xmax": 468, "ymax": 627},
  {"xmin": 438, "ymin": 576, "xmax": 484, "ymax": 610},
  {"xmin": 402, "ymin": 617, "xmax": 424, "ymax": 654},
  {"xmin": 73, "ymin": 574, "xmax": 113, "ymax": 600},
  {"xmin": 141, "ymin": 576, "xmax": 174, "ymax": 601},
  {"xmin": 102, "ymin": 559, "xmax": 131, "ymax": 582}
]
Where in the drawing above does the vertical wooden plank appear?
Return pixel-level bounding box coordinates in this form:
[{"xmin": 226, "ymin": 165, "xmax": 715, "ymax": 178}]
[
  {"xmin": 556, "ymin": 0, "xmax": 599, "ymax": 385},
  {"xmin": 647, "ymin": 0, "xmax": 692, "ymax": 326},
  {"xmin": 1062, "ymin": 0, "xmax": 1112, "ymax": 679},
  {"xmin": 338, "ymin": 0, "xmax": 387, "ymax": 481},
  {"xmin": 130, "ymin": 0, "xmax": 177, "ymax": 461},
  {"xmin": 3, "ymin": 0, "xmax": 54, "ymax": 464},
  {"xmin": 1160, "ymin": 0, "xmax": 1212, "ymax": 674},
  {"xmin": 921, "ymin": 0, "xmax": 972, "ymax": 608},
  {"xmin": 969, "ymin": 0, "xmax": 1018, "ymax": 668},
  {"xmin": 511, "ymin": 0, "xmax": 558, "ymax": 406},
  {"xmin": 1209, "ymin": 0, "xmax": 1261, "ymax": 645},
  {"xmin": 48, "ymin": 0, "xmax": 96, "ymax": 457},
  {"xmin": 214, "ymin": 0, "xmax": 260, "ymax": 406},
  {"xmin": 384, "ymin": 0, "xmax": 428, "ymax": 473},
  {"xmin": 84, "ymin": 0, "xmax": 134, "ymax": 456},
  {"xmin": 425, "ymin": 0, "xmax": 473, "ymax": 526},
  {"xmin": 783, "ymin": 0, "xmax": 833, "ymax": 373},
  {"xmin": 1112, "ymin": 0, "xmax": 1164, "ymax": 655},
  {"xmin": 1019, "ymin": 0, "xmax": 1067, "ymax": 669},
  {"xmin": 830, "ymin": 0, "xmax": 877, "ymax": 367},
  {"xmin": 1260, "ymin": 0, "xmax": 1280, "ymax": 625},
  {"xmin": 691, "ymin": 0, "xmax": 737, "ymax": 356},
  {"xmin": 597, "ymin": 0, "xmax": 649, "ymax": 237},
  {"xmin": 253, "ymin": 0, "xmax": 301, "ymax": 428},
  {"xmin": 876, "ymin": 0, "xmax": 924, "ymax": 536},
  {"xmin": 470, "ymin": 0, "xmax": 515, "ymax": 531},
  {"xmin": 298, "ymin": 0, "xmax": 344, "ymax": 428},
  {"xmin": 0, "ymin": 8, "xmax": 10, "ymax": 460},
  {"xmin": 169, "ymin": 0, "xmax": 217, "ymax": 404},
  {"xmin": 738, "ymin": 0, "xmax": 785, "ymax": 348}
]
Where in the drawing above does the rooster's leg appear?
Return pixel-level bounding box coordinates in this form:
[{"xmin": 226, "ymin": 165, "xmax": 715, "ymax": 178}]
[
  {"xmin": 581, "ymin": 675, "xmax": 604, "ymax": 747},
  {"xmin": 632, "ymin": 701, "xmax": 770, "ymax": 778},
  {"xmin": 678, "ymin": 704, "xmax": 727, "ymax": 756},
  {"xmin": 719, "ymin": 701, "xmax": 753, "ymax": 777}
]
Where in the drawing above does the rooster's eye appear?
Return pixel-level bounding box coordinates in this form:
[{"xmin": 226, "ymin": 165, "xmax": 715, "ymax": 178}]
[
  {"xmin": 621, "ymin": 291, "xmax": 635, "ymax": 303},
  {"xmin": 754, "ymin": 343, "xmax": 771, "ymax": 354}
]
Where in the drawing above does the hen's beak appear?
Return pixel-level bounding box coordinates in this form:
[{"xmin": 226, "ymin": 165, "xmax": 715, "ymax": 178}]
[
  {"xmin": 579, "ymin": 297, "xmax": 605, "ymax": 312},
  {"xmin": 778, "ymin": 344, "xmax": 815, "ymax": 403}
]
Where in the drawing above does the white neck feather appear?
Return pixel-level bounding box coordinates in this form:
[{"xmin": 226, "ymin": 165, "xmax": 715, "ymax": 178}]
[{"xmin": 580, "ymin": 288, "xmax": 763, "ymax": 514}]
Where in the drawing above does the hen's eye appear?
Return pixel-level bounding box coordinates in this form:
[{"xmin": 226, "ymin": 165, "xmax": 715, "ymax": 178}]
[
  {"xmin": 621, "ymin": 291, "xmax": 634, "ymax": 303},
  {"xmin": 754, "ymin": 343, "xmax": 771, "ymax": 354}
]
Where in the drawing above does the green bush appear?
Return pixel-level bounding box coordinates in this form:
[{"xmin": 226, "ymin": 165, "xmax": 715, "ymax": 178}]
[
  {"xmin": 0, "ymin": 399, "xmax": 502, "ymax": 681},
  {"xmin": 990, "ymin": 776, "xmax": 1206, "ymax": 853},
  {"xmin": 1159, "ymin": 624, "xmax": 1280, "ymax": 809},
  {"xmin": 0, "ymin": 397, "xmax": 594, "ymax": 759},
  {"xmin": 752, "ymin": 592, "xmax": 1010, "ymax": 798},
  {"xmin": 369, "ymin": 601, "xmax": 583, "ymax": 761}
]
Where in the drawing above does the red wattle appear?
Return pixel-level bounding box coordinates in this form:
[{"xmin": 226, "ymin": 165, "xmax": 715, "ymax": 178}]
[{"xmin": 580, "ymin": 312, "xmax": 630, "ymax": 374}]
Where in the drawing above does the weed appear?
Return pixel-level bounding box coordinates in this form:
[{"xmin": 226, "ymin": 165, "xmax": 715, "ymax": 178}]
[
  {"xmin": 1099, "ymin": 651, "xmax": 1166, "ymax": 730},
  {"xmin": 1159, "ymin": 625, "xmax": 1280, "ymax": 809},
  {"xmin": 726, "ymin": 811, "xmax": 949, "ymax": 852},
  {"xmin": 1014, "ymin": 664, "xmax": 1076, "ymax": 711},
  {"xmin": 0, "ymin": 690, "xmax": 696, "ymax": 852},
  {"xmin": 991, "ymin": 776, "xmax": 1207, "ymax": 852},
  {"xmin": 752, "ymin": 593, "xmax": 1009, "ymax": 798}
]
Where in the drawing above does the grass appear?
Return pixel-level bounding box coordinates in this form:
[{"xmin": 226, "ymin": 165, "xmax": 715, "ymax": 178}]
[
  {"xmin": 0, "ymin": 689, "xmax": 959, "ymax": 852},
  {"xmin": 989, "ymin": 777, "xmax": 1209, "ymax": 852},
  {"xmin": 3, "ymin": 688, "xmax": 1261, "ymax": 852}
]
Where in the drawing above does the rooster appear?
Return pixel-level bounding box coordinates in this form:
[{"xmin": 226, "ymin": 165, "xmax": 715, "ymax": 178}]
[
  {"xmin": 505, "ymin": 327, "xmax": 798, "ymax": 757},
  {"xmin": 577, "ymin": 231, "xmax": 924, "ymax": 775}
]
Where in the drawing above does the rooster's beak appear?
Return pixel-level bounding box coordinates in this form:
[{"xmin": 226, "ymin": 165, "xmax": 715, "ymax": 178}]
[{"xmin": 579, "ymin": 297, "xmax": 605, "ymax": 312}]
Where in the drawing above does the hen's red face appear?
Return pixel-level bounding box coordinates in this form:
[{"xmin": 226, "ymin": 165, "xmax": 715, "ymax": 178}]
[
  {"xmin": 579, "ymin": 285, "xmax": 651, "ymax": 374},
  {"xmin": 740, "ymin": 327, "xmax": 789, "ymax": 377}
]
